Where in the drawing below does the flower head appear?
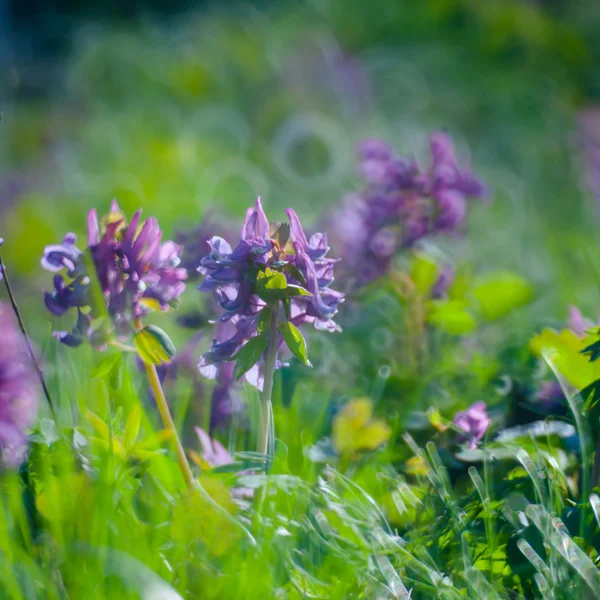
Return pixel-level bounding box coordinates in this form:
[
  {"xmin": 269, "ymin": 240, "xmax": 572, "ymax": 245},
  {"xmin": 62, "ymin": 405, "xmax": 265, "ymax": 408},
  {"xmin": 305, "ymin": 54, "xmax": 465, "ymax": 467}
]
[
  {"xmin": 42, "ymin": 201, "xmax": 187, "ymax": 348},
  {"xmin": 327, "ymin": 133, "xmax": 486, "ymax": 287},
  {"xmin": 0, "ymin": 303, "xmax": 37, "ymax": 467},
  {"xmin": 454, "ymin": 401, "xmax": 490, "ymax": 449},
  {"xmin": 197, "ymin": 198, "xmax": 343, "ymax": 387}
]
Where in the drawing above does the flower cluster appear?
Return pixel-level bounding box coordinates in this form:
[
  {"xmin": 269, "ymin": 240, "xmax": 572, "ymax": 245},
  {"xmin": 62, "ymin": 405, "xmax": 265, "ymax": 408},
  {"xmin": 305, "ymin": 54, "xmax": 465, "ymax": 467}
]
[
  {"xmin": 175, "ymin": 213, "xmax": 236, "ymax": 282},
  {"xmin": 42, "ymin": 201, "xmax": 187, "ymax": 347},
  {"xmin": 326, "ymin": 133, "xmax": 486, "ymax": 287},
  {"xmin": 0, "ymin": 303, "xmax": 37, "ymax": 467},
  {"xmin": 197, "ymin": 198, "xmax": 344, "ymax": 387}
]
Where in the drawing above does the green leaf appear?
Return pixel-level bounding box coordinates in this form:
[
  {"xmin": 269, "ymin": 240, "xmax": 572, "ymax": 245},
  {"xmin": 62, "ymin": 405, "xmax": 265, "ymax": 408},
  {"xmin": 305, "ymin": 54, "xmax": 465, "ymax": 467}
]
[
  {"xmin": 427, "ymin": 300, "xmax": 477, "ymax": 335},
  {"xmin": 134, "ymin": 325, "xmax": 176, "ymax": 365},
  {"xmin": 257, "ymin": 308, "xmax": 273, "ymax": 335},
  {"xmin": 279, "ymin": 321, "xmax": 311, "ymax": 366},
  {"xmin": 282, "ymin": 262, "xmax": 307, "ymax": 286},
  {"xmin": 410, "ymin": 253, "xmax": 440, "ymax": 295},
  {"xmin": 91, "ymin": 352, "xmax": 122, "ymax": 378},
  {"xmin": 256, "ymin": 267, "xmax": 287, "ymax": 302},
  {"xmin": 124, "ymin": 405, "xmax": 142, "ymax": 449},
  {"xmin": 472, "ymin": 272, "xmax": 534, "ymax": 321},
  {"xmin": 232, "ymin": 336, "xmax": 268, "ymax": 380},
  {"xmin": 282, "ymin": 284, "xmax": 312, "ymax": 298}
]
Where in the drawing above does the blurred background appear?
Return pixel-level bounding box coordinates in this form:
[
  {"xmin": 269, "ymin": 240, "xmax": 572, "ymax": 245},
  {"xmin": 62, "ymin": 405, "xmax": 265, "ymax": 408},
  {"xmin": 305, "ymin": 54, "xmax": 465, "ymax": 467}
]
[{"xmin": 2, "ymin": 0, "xmax": 600, "ymax": 339}]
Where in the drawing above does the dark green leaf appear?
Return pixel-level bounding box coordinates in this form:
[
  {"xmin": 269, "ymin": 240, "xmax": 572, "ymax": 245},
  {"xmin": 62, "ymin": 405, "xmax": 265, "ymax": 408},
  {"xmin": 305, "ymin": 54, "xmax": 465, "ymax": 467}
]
[
  {"xmin": 279, "ymin": 321, "xmax": 311, "ymax": 366},
  {"xmin": 232, "ymin": 336, "xmax": 268, "ymax": 380},
  {"xmin": 271, "ymin": 222, "xmax": 290, "ymax": 249},
  {"xmin": 282, "ymin": 284, "xmax": 312, "ymax": 298},
  {"xmin": 582, "ymin": 336, "xmax": 600, "ymax": 363},
  {"xmin": 282, "ymin": 262, "xmax": 307, "ymax": 286}
]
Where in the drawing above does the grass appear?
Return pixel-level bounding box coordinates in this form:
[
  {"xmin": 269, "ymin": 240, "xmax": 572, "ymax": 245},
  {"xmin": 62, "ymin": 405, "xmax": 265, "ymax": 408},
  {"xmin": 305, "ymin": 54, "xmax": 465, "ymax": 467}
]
[{"xmin": 3, "ymin": 1, "xmax": 600, "ymax": 598}]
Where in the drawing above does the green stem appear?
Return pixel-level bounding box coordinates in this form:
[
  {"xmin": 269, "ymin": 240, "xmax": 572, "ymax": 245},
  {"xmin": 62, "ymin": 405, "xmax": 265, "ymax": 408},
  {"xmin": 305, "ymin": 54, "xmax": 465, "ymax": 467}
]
[
  {"xmin": 134, "ymin": 318, "xmax": 194, "ymax": 489},
  {"xmin": 258, "ymin": 308, "xmax": 279, "ymax": 458}
]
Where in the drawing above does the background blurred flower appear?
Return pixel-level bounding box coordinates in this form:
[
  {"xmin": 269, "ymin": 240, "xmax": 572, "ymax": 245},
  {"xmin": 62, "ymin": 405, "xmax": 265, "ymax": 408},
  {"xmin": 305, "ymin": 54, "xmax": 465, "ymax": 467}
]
[
  {"xmin": 326, "ymin": 133, "xmax": 486, "ymax": 288},
  {"xmin": 0, "ymin": 303, "xmax": 37, "ymax": 467},
  {"xmin": 454, "ymin": 401, "xmax": 490, "ymax": 449},
  {"xmin": 42, "ymin": 201, "xmax": 187, "ymax": 348}
]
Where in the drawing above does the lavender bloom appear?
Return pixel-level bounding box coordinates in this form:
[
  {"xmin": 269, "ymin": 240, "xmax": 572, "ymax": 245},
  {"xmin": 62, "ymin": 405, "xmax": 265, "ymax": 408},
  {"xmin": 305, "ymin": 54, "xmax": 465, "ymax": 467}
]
[
  {"xmin": 0, "ymin": 303, "xmax": 37, "ymax": 467},
  {"xmin": 568, "ymin": 305, "xmax": 595, "ymax": 338},
  {"xmin": 454, "ymin": 401, "xmax": 490, "ymax": 449},
  {"xmin": 197, "ymin": 198, "xmax": 343, "ymax": 387},
  {"xmin": 42, "ymin": 200, "xmax": 187, "ymax": 348},
  {"xmin": 327, "ymin": 133, "xmax": 486, "ymax": 287},
  {"xmin": 195, "ymin": 427, "xmax": 253, "ymax": 499},
  {"xmin": 175, "ymin": 214, "xmax": 236, "ymax": 281}
]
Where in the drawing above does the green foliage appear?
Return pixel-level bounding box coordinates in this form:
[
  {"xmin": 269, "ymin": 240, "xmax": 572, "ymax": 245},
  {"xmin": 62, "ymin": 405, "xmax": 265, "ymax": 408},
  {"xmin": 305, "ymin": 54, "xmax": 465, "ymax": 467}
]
[
  {"xmin": 473, "ymin": 272, "xmax": 534, "ymax": 321},
  {"xmin": 232, "ymin": 335, "xmax": 268, "ymax": 380},
  {"xmin": 279, "ymin": 321, "xmax": 311, "ymax": 366}
]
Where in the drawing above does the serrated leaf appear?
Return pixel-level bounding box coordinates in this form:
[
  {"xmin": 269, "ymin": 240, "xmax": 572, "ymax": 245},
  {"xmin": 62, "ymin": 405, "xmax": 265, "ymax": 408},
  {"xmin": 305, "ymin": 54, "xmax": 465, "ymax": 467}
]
[
  {"xmin": 233, "ymin": 336, "xmax": 268, "ymax": 380},
  {"xmin": 279, "ymin": 321, "xmax": 310, "ymax": 366}
]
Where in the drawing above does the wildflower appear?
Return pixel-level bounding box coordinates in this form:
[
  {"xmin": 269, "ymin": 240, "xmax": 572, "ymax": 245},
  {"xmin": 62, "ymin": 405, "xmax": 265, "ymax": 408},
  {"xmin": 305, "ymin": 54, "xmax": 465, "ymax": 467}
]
[
  {"xmin": 42, "ymin": 200, "xmax": 187, "ymax": 348},
  {"xmin": 454, "ymin": 401, "xmax": 490, "ymax": 449},
  {"xmin": 0, "ymin": 303, "xmax": 37, "ymax": 467},
  {"xmin": 197, "ymin": 198, "xmax": 343, "ymax": 386},
  {"xmin": 192, "ymin": 427, "xmax": 253, "ymax": 499},
  {"xmin": 326, "ymin": 133, "xmax": 485, "ymax": 287},
  {"xmin": 175, "ymin": 213, "xmax": 236, "ymax": 281}
]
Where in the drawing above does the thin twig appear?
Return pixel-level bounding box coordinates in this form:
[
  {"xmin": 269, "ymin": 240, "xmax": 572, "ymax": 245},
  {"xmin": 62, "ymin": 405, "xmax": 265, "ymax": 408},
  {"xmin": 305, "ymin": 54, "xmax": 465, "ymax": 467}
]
[{"xmin": 0, "ymin": 249, "xmax": 57, "ymax": 419}]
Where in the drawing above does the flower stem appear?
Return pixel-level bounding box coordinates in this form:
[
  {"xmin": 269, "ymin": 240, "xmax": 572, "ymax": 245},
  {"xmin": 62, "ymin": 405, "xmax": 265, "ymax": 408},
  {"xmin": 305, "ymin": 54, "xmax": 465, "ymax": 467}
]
[
  {"xmin": 258, "ymin": 308, "xmax": 279, "ymax": 458},
  {"xmin": 0, "ymin": 250, "xmax": 57, "ymax": 420},
  {"xmin": 134, "ymin": 318, "xmax": 194, "ymax": 489}
]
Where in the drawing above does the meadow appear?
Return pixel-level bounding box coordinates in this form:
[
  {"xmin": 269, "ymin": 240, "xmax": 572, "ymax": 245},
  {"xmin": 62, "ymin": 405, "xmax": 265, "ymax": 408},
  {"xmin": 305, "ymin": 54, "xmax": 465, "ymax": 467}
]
[{"xmin": 2, "ymin": 1, "xmax": 600, "ymax": 598}]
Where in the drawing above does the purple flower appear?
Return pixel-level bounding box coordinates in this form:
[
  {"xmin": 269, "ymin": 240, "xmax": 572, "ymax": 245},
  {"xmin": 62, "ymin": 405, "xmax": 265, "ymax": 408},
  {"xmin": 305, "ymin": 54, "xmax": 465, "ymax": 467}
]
[
  {"xmin": 454, "ymin": 401, "xmax": 490, "ymax": 449},
  {"xmin": 0, "ymin": 303, "xmax": 37, "ymax": 467},
  {"xmin": 42, "ymin": 200, "xmax": 187, "ymax": 348},
  {"xmin": 175, "ymin": 214, "xmax": 236, "ymax": 281},
  {"xmin": 197, "ymin": 198, "xmax": 343, "ymax": 386},
  {"xmin": 195, "ymin": 427, "xmax": 253, "ymax": 499},
  {"xmin": 326, "ymin": 133, "xmax": 486, "ymax": 287},
  {"xmin": 568, "ymin": 305, "xmax": 595, "ymax": 338}
]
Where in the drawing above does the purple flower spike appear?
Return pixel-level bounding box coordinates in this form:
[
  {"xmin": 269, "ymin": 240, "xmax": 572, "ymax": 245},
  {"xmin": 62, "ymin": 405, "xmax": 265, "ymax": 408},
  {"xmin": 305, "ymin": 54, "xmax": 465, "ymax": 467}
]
[
  {"xmin": 197, "ymin": 198, "xmax": 343, "ymax": 386},
  {"xmin": 0, "ymin": 303, "xmax": 38, "ymax": 467},
  {"xmin": 325, "ymin": 132, "xmax": 486, "ymax": 288},
  {"xmin": 42, "ymin": 201, "xmax": 187, "ymax": 348},
  {"xmin": 454, "ymin": 401, "xmax": 490, "ymax": 449}
]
